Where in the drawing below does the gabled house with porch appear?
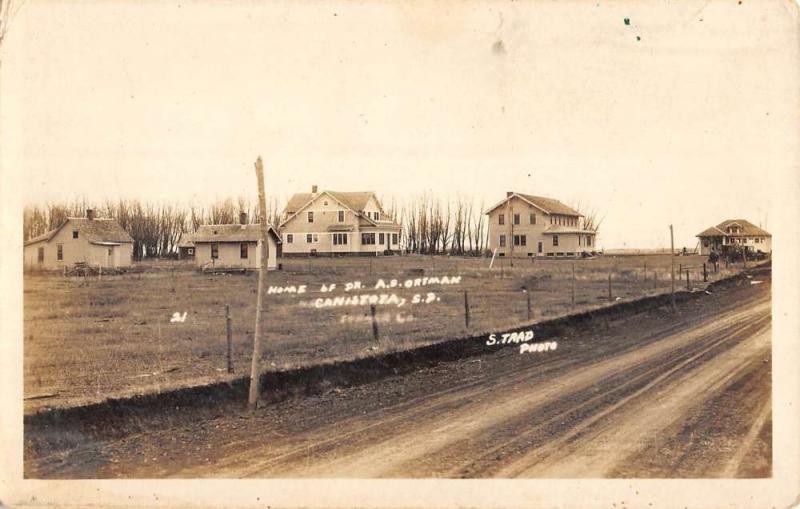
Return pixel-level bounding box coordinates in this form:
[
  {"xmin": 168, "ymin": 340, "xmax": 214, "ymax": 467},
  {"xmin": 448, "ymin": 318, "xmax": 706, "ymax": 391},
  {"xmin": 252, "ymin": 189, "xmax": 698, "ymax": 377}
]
[
  {"xmin": 192, "ymin": 213, "xmax": 282, "ymax": 270},
  {"xmin": 279, "ymin": 186, "xmax": 402, "ymax": 256},
  {"xmin": 485, "ymin": 192, "xmax": 597, "ymax": 258},
  {"xmin": 696, "ymin": 219, "xmax": 771, "ymax": 256},
  {"xmin": 23, "ymin": 209, "xmax": 134, "ymax": 269}
]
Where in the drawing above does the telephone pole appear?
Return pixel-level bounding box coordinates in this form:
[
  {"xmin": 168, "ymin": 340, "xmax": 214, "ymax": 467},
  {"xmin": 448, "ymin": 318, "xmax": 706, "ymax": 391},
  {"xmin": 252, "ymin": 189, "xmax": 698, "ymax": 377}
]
[{"xmin": 670, "ymin": 224, "xmax": 676, "ymax": 312}]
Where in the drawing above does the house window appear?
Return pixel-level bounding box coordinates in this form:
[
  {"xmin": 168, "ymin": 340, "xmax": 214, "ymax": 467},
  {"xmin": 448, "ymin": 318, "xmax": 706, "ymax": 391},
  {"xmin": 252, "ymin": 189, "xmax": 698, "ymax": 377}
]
[
  {"xmin": 37, "ymin": 247, "xmax": 44, "ymax": 263},
  {"xmin": 703, "ymin": 240, "xmax": 709, "ymax": 247},
  {"xmin": 538, "ymin": 241, "xmax": 543, "ymax": 253},
  {"xmin": 587, "ymin": 236, "xmax": 592, "ymax": 247},
  {"xmin": 530, "ymin": 213, "xmax": 536, "ymax": 225},
  {"xmin": 57, "ymin": 244, "xmax": 63, "ymax": 261},
  {"xmin": 499, "ymin": 235, "xmax": 506, "ymax": 247},
  {"xmin": 361, "ymin": 233, "xmax": 376, "ymax": 245},
  {"xmin": 306, "ymin": 234, "xmax": 318, "ymax": 243},
  {"xmin": 392, "ymin": 233, "xmax": 398, "ymax": 245},
  {"xmin": 308, "ymin": 211, "xmax": 314, "ymax": 223},
  {"xmin": 513, "ymin": 213, "xmax": 520, "ymax": 225},
  {"xmin": 188, "ymin": 248, "xmax": 194, "ymax": 255},
  {"xmin": 373, "ymin": 212, "xmax": 380, "ymax": 220},
  {"xmin": 72, "ymin": 231, "xmax": 79, "ymax": 239},
  {"xmin": 338, "ymin": 211, "xmax": 345, "ymax": 222},
  {"xmin": 211, "ymin": 243, "xmax": 219, "ymax": 259},
  {"xmin": 513, "ymin": 235, "xmax": 526, "ymax": 246},
  {"xmin": 240, "ymin": 243, "xmax": 248, "ymax": 259},
  {"xmin": 379, "ymin": 233, "xmax": 385, "ymax": 245},
  {"xmin": 333, "ymin": 233, "xmax": 348, "ymax": 245},
  {"xmin": 286, "ymin": 234, "xmax": 293, "ymax": 244},
  {"xmin": 323, "ymin": 200, "xmax": 328, "ymax": 206},
  {"xmin": 498, "ymin": 214, "xmax": 505, "ymax": 225},
  {"xmin": 553, "ymin": 235, "xmax": 559, "ymax": 246}
]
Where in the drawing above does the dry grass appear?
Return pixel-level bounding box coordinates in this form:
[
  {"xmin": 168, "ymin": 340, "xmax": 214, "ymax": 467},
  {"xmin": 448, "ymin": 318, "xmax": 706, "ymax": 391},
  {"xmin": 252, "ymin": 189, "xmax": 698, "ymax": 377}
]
[{"xmin": 23, "ymin": 254, "xmax": 741, "ymax": 412}]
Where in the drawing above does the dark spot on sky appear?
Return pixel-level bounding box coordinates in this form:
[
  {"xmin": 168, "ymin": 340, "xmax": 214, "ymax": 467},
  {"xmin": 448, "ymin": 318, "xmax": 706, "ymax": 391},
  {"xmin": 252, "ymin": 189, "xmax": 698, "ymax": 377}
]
[
  {"xmin": 636, "ymin": 36, "xmax": 641, "ymax": 41},
  {"xmin": 624, "ymin": 17, "xmax": 630, "ymax": 25},
  {"xmin": 492, "ymin": 40, "xmax": 506, "ymax": 55}
]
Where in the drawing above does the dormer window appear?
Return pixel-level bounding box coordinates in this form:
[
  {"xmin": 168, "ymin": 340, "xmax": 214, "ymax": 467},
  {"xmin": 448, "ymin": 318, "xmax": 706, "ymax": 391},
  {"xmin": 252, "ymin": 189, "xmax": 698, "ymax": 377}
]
[{"xmin": 72, "ymin": 231, "xmax": 79, "ymax": 239}]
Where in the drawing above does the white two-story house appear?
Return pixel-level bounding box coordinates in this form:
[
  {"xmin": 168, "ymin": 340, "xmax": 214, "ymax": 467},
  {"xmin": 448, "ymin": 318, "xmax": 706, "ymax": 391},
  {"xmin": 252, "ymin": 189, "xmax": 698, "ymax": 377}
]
[
  {"xmin": 485, "ymin": 192, "xmax": 597, "ymax": 258},
  {"xmin": 279, "ymin": 186, "xmax": 402, "ymax": 256}
]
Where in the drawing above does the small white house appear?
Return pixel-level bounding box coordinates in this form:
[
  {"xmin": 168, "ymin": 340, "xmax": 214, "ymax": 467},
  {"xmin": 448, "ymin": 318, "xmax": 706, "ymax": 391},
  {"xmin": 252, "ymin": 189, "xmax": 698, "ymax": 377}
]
[
  {"xmin": 23, "ymin": 210, "xmax": 134, "ymax": 269},
  {"xmin": 192, "ymin": 218, "xmax": 281, "ymax": 270}
]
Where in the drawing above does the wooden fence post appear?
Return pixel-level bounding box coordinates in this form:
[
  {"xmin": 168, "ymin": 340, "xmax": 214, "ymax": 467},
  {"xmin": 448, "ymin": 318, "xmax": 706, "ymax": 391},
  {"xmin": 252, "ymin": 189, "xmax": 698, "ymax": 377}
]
[
  {"xmin": 526, "ymin": 288, "xmax": 532, "ymax": 321},
  {"xmin": 464, "ymin": 291, "xmax": 470, "ymax": 328},
  {"xmin": 685, "ymin": 269, "xmax": 690, "ymax": 290},
  {"xmin": 703, "ymin": 263, "xmax": 707, "ymax": 282},
  {"xmin": 226, "ymin": 305, "xmax": 233, "ymax": 373},
  {"xmin": 571, "ymin": 263, "xmax": 576, "ymax": 307},
  {"xmin": 370, "ymin": 304, "xmax": 380, "ymax": 342},
  {"xmin": 643, "ymin": 261, "xmax": 647, "ymax": 282},
  {"xmin": 608, "ymin": 271, "xmax": 612, "ymax": 302}
]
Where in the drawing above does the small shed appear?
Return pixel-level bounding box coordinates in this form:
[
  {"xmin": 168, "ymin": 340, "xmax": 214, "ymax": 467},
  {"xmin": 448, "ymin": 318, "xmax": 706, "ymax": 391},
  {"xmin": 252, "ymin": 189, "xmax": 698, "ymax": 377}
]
[{"xmin": 177, "ymin": 234, "xmax": 195, "ymax": 260}]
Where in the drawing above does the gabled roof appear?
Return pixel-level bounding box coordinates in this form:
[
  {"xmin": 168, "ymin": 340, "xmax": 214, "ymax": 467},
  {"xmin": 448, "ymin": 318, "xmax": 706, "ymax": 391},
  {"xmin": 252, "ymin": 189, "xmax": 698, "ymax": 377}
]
[
  {"xmin": 696, "ymin": 219, "xmax": 771, "ymax": 238},
  {"xmin": 485, "ymin": 193, "xmax": 582, "ymax": 217},
  {"xmin": 696, "ymin": 226, "xmax": 728, "ymax": 237},
  {"xmin": 24, "ymin": 217, "xmax": 133, "ymax": 246},
  {"xmin": 177, "ymin": 233, "xmax": 195, "ymax": 248},
  {"xmin": 285, "ymin": 191, "xmax": 378, "ymax": 215},
  {"xmin": 192, "ymin": 224, "xmax": 281, "ymax": 243},
  {"xmin": 281, "ymin": 190, "xmax": 399, "ymax": 228}
]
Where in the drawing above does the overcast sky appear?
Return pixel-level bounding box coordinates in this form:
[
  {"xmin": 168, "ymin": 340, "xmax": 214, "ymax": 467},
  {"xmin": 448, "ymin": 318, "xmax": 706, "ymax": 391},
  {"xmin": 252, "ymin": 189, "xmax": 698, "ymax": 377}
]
[{"xmin": 2, "ymin": 0, "xmax": 797, "ymax": 249}]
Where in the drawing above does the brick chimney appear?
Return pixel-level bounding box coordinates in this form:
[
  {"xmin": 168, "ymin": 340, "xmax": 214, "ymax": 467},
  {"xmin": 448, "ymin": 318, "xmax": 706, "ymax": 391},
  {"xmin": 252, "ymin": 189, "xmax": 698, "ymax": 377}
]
[
  {"xmin": 86, "ymin": 208, "xmax": 96, "ymax": 220},
  {"xmin": 240, "ymin": 212, "xmax": 248, "ymax": 225},
  {"xmin": 312, "ymin": 185, "xmax": 318, "ymax": 194}
]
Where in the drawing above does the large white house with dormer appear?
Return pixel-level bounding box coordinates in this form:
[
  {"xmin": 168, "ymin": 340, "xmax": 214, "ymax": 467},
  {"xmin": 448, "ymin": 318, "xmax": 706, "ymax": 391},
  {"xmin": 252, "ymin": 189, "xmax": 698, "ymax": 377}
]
[
  {"xmin": 696, "ymin": 219, "xmax": 771, "ymax": 256},
  {"xmin": 279, "ymin": 186, "xmax": 402, "ymax": 256}
]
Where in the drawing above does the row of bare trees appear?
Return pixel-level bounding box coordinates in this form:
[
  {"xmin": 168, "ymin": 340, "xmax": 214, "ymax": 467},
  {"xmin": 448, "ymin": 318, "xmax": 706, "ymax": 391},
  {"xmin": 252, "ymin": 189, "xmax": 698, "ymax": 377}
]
[{"xmin": 23, "ymin": 195, "xmax": 601, "ymax": 259}]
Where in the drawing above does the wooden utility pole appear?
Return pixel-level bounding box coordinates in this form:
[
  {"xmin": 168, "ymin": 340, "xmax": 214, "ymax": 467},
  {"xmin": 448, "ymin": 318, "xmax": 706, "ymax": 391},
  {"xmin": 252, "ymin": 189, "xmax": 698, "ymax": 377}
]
[
  {"xmin": 248, "ymin": 156, "xmax": 270, "ymax": 411},
  {"xmin": 226, "ymin": 305, "xmax": 234, "ymax": 373},
  {"xmin": 508, "ymin": 198, "xmax": 514, "ymax": 267},
  {"xmin": 670, "ymin": 224, "xmax": 676, "ymax": 311},
  {"xmin": 608, "ymin": 271, "xmax": 612, "ymax": 302}
]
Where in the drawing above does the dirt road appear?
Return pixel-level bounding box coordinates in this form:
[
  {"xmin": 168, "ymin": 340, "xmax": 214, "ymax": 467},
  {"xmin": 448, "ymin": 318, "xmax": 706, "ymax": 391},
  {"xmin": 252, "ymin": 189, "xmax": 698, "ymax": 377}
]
[{"xmin": 26, "ymin": 267, "xmax": 771, "ymax": 479}]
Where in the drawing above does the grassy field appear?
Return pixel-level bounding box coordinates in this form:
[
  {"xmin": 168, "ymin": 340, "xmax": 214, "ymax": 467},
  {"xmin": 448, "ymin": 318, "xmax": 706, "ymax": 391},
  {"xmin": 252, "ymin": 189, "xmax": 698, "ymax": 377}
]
[{"xmin": 23, "ymin": 253, "xmax": 740, "ymax": 413}]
